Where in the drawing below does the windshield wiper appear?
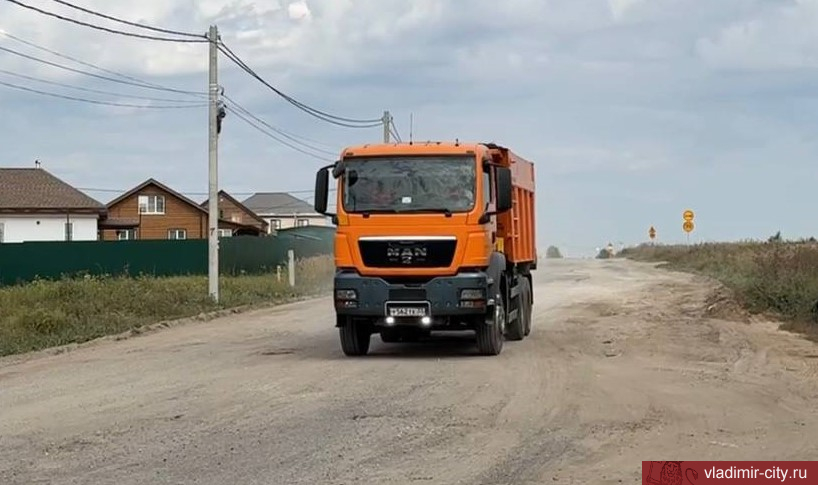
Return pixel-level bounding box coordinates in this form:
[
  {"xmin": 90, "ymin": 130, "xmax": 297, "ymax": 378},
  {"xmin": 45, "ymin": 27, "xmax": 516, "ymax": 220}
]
[
  {"xmin": 354, "ymin": 208, "xmax": 454, "ymax": 218},
  {"xmin": 394, "ymin": 208, "xmax": 453, "ymax": 217},
  {"xmin": 356, "ymin": 209, "xmax": 400, "ymax": 218}
]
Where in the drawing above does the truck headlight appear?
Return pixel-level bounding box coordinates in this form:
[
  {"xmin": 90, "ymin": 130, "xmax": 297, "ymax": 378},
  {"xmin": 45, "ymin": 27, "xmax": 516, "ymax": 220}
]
[
  {"xmin": 335, "ymin": 289, "xmax": 357, "ymax": 300},
  {"xmin": 460, "ymin": 289, "xmax": 484, "ymax": 300}
]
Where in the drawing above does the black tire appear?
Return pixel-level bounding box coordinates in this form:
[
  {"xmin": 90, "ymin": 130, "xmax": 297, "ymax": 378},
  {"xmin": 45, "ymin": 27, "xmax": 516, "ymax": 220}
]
[
  {"xmin": 339, "ymin": 316, "xmax": 371, "ymax": 356},
  {"xmin": 475, "ymin": 292, "xmax": 505, "ymax": 355},
  {"xmin": 505, "ymin": 280, "xmax": 525, "ymax": 342},
  {"xmin": 522, "ymin": 278, "xmax": 533, "ymax": 336}
]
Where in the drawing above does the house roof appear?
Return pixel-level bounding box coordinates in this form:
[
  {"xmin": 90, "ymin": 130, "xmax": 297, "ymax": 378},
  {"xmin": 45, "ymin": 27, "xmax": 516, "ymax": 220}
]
[
  {"xmin": 107, "ymin": 178, "xmax": 207, "ymax": 214},
  {"xmin": 0, "ymin": 167, "xmax": 105, "ymax": 212},
  {"xmin": 242, "ymin": 192, "xmax": 316, "ymax": 215},
  {"xmin": 106, "ymin": 179, "xmax": 266, "ymax": 233},
  {"xmin": 199, "ymin": 190, "xmax": 269, "ymax": 227}
]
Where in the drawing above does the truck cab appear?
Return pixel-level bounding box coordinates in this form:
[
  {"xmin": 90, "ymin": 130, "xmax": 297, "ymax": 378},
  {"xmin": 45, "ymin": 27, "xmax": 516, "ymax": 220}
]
[{"xmin": 314, "ymin": 141, "xmax": 536, "ymax": 356}]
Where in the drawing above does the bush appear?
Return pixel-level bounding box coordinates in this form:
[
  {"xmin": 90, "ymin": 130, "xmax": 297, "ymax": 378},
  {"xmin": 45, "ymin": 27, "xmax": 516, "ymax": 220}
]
[
  {"xmin": 545, "ymin": 246, "xmax": 563, "ymax": 259},
  {"xmin": 620, "ymin": 241, "xmax": 818, "ymax": 340},
  {"xmin": 0, "ymin": 255, "xmax": 335, "ymax": 357},
  {"xmin": 596, "ymin": 247, "xmax": 613, "ymax": 259}
]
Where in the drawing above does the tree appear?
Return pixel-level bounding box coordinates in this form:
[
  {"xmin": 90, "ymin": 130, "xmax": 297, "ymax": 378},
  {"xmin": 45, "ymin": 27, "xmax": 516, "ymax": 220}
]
[{"xmin": 545, "ymin": 246, "xmax": 563, "ymax": 259}]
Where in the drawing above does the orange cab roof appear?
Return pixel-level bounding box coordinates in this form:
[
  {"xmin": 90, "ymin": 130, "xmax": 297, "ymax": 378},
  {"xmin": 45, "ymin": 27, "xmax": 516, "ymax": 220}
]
[{"xmin": 341, "ymin": 141, "xmax": 488, "ymax": 158}]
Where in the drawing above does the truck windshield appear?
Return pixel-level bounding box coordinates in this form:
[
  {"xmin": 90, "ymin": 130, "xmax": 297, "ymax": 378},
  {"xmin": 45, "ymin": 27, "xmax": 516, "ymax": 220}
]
[{"xmin": 341, "ymin": 155, "xmax": 476, "ymax": 214}]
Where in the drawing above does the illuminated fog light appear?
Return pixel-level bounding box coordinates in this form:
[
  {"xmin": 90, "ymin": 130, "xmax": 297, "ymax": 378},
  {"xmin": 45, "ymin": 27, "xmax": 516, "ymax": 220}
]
[
  {"xmin": 421, "ymin": 316, "xmax": 432, "ymax": 326},
  {"xmin": 385, "ymin": 316, "xmax": 396, "ymax": 325}
]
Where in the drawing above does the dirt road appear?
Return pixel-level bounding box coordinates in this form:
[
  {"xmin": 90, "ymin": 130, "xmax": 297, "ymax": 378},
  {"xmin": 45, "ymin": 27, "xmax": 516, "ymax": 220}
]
[{"xmin": 1, "ymin": 259, "xmax": 817, "ymax": 484}]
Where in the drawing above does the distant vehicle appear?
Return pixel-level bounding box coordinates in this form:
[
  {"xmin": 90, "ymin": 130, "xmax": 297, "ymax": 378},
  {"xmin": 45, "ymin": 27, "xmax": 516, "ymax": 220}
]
[{"xmin": 313, "ymin": 141, "xmax": 537, "ymax": 356}]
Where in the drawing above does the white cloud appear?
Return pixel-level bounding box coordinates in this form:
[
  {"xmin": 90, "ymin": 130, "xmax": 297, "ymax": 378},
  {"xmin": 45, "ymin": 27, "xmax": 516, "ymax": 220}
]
[
  {"xmin": 697, "ymin": 0, "xmax": 818, "ymax": 70},
  {"xmin": 607, "ymin": 0, "xmax": 646, "ymax": 21},
  {"xmin": 3, "ymin": 0, "xmax": 818, "ymax": 248},
  {"xmin": 287, "ymin": 1, "xmax": 311, "ymax": 21}
]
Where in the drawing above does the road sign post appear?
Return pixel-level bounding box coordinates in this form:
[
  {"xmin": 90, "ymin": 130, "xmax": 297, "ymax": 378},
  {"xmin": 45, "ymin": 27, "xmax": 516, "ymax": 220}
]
[
  {"xmin": 649, "ymin": 226, "xmax": 656, "ymax": 244},
  {"xmin": 682, "ymin": 210, "xmax": 695, "ymax": 245}
]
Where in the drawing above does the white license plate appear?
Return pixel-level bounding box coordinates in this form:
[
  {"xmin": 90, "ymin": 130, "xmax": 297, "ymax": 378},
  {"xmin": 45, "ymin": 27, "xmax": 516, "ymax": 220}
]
[{"xmin": 388, "ymin": 306, "xmax": 427, "ymax": 317}]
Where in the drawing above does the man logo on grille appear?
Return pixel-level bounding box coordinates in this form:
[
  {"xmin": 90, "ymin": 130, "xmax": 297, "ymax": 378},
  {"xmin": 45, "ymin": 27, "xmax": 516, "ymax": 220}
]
[{"xmin": 387, "ymin": 244, "xmax": 428, "ymax": 265}]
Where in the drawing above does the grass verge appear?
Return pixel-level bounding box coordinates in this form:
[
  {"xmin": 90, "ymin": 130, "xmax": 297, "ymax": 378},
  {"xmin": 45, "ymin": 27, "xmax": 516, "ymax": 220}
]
[
  {"xmin": 619, "ymin": 242, "xmax": 818, "ymax": 342},
  {"xmin": 0, "ymin": 254, "xmax": 335, "ymax": 357}
]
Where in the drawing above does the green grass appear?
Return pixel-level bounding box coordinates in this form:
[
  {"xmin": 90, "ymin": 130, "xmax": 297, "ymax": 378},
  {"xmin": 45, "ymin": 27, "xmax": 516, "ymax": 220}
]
[
  {"xmin": 619, "ymin": 241, "xmax": 818, "ymax": 341},
  {"xmin": 0, "ymin": 255, "xmax": 336, "ymax": 357}
]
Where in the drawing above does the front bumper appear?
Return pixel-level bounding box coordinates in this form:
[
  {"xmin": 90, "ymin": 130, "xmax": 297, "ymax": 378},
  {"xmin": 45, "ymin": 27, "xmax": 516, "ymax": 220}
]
[{"xmin": 333, "ymin": 270, "xmax": 490, "ymax": 318}]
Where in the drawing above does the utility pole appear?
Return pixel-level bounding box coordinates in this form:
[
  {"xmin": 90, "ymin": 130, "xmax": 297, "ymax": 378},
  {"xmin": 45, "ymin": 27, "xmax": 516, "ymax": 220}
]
[
  {"xmin": 382, "ymin": 110, "xmax": 391, "ymax": 143},
  {"xmin": 207, "ymin": 24, "xmax": 220, "ymax": 303}
]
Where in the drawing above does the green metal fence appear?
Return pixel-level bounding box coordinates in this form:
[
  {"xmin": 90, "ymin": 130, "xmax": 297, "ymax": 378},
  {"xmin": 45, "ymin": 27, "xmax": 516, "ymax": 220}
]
[{"xmin": 0, "ymin": 226, "xmax": 336, "ymax": 286}]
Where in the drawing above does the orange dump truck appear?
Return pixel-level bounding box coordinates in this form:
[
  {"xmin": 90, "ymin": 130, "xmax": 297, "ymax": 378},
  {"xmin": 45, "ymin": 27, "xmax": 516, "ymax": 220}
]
[{"xmin": 313, "ymin": 141, "xmax": 536, "ymax": 356}]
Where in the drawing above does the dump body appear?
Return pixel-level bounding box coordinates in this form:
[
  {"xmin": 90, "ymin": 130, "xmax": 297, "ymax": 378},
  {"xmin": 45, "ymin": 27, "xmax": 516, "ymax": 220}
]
[
  {"xmin": 313, "ymin": 141, "xmax": 537, "ymax": 356},
  {"xmin": 487, "ymin": 143, "xmax": 537, "ymax": 265}
]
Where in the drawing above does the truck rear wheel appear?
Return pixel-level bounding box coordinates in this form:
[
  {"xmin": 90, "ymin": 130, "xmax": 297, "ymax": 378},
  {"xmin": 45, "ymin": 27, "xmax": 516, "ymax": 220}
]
[
  {"xmin": 338, "ymin": 316, "xmax": 371, "ymax": 356},
  {"xmin": 521, "ymin": 278, "xmax": 533, "ymax": 336},
  {"xmin": 476, "ymin": 294, "xmax": 505, "ymax": 356},
  {"xmin": 505, "ymin": 279, "xmax": 526, "ymax": 342}
]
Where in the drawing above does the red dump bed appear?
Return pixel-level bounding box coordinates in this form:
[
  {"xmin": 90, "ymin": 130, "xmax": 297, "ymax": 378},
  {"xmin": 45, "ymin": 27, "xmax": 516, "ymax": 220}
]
[{"xmin": 488, "ymin": 144, "xmax": 536, "ymax": 264}]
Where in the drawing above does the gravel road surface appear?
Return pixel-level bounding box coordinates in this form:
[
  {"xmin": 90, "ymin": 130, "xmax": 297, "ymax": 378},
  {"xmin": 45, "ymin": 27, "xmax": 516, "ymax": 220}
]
[{"xmin": 1, "ymin": 259, "xmax": 817, "ymax": 484}]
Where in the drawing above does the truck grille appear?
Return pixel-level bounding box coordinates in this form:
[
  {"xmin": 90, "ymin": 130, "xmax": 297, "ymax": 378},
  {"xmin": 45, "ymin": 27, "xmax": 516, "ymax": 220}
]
[
  {"xmin": 389, "ymin": 288, "xmax": 427, "ymax": 301},
  {"xmin": 359, "ymin": 238, "xmax": 456, "ymax": 268}
]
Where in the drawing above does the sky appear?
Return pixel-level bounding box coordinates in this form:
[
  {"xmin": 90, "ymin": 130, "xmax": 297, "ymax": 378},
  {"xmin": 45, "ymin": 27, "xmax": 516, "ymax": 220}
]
[{"xmin": 2, "ymin": 0, "xmax": 818, "ymax": 257}]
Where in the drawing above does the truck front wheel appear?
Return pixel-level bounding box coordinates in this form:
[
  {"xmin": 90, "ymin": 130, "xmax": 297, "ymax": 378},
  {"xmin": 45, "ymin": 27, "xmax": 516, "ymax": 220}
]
[
  {"xmin": 338, "ymin": 316, "xmax": 371, "ymax": 356},
  {"xmin": 475, "ymin": 293, "xmax": 505, "ymax": 356}
]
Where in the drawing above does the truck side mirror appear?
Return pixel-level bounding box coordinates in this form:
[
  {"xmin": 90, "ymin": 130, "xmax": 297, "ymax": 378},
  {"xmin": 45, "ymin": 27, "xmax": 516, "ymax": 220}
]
[
  {"xmin": 496, "ymin": 167, "xmax": 512, "ymax": 213},
  {"xmin": 314, "ymin": 166, "xmax": 331, "ymax": 215}
]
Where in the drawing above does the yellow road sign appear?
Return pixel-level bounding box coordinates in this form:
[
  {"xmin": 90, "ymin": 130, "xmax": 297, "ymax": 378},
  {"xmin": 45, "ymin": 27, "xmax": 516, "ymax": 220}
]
[
  {"xmin": 649, "ymin": 226, "xmax": 656, "ymax": 239},
  {"xmin": 683, "ymin": 210, "xmax": 695, "ymax": 221},
  {"xmin": 683, "ymin": 220, "xmax": 694, "ymax": 233}
]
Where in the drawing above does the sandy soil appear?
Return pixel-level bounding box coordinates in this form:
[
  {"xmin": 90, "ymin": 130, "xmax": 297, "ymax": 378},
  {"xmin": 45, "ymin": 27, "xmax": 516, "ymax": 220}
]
[{"xmin": 1, "ymin": 258, "xmax": 816, "ymax": 484}]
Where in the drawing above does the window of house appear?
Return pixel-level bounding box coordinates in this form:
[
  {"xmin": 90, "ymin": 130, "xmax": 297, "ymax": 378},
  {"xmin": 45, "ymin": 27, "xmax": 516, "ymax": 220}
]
[
  {"xmin": 117, "ymin": 229, "xmax": 136, "ymax": 240},
  {"xmin": 270, "ymin": 219, "xmax": 281, "ymax": 230},
  {"xmin": 138, "ymin": 194, "xmax": 165, "ymax": 214},
  {"xmin": 218, "ymin": 229, "xmax": 233, "ymax": 237},
  {"xmin": 0, "ymin": 222, "xmax": 4, "ymax": 243},
  {"xmin": 167, "ymin": 228, "xmax": 186, "ymax": 240},
  {"xmin": 296, "ymin": 219, "xmax": 309, "ymax": 227},
  {"xmin": 64, "ymin": 222, "xmax": 73, "ymax": 241}
]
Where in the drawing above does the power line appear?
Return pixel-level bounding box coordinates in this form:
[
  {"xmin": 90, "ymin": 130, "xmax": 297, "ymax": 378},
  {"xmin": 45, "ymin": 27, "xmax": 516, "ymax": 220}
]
[
  {"xmin": 4, "ymin": 0, "xmax": 207, "ymax": 43},
  {"xmin": 223, "ymin": 94, "xmax": 337, "ymax": 150},
  {"xmin": 221, "ymin": 44, "xmax": 384, "ymax": 128},
  {"xmin": 222, "ymin": 94, "xmax": 338, "ymax": 156},
  {"xmin": 217, "ymin": 41, "xmax": 383, "ymax": 128},
  {"xmin": 77, "ymin": 186, "xmax": 335, "ymax": 196},
  {"xmin": 218, "ymin": 41, "xmax": 381, "ymax": 127},
  {"xmin": 0, "ymin": 68, "xmax": 203, "ymax": 103},
  {"xmin": 47, "ymin": 0, "xmax": 205, "ymax": 38},
  {"xmin": 0, "ymin": 30, "xmax": 206, "ymax": 97},
  {"xmin": 390, "ymin": 118, "xmax": 402, "ymax": 142},
  {"xmin": 225, "ymin": 105, "xmax": 332, "ymax": 162},
  {"xmin": 0, "ymin": 44, "xmax": 203, "ymax": 95},
  {"xmin": 0, "ymin": 78, "xmax": 207, "ymax": 108}
]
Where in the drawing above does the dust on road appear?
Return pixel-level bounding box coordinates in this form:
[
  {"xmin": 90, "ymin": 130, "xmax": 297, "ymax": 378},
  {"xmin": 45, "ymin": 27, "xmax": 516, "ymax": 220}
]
[{"xmin": 1, "ymin": 259, "xmax": 816, "ymax": 484}]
